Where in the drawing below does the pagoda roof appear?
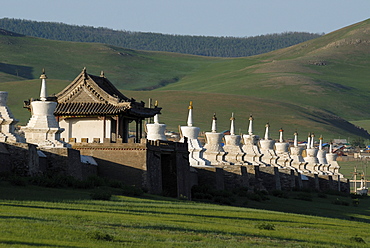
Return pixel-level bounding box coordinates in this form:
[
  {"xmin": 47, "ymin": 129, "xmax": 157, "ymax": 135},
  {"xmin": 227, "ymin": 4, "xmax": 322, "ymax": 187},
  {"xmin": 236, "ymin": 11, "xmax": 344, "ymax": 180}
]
[{"xmin": 54, "ymin": 68, "xmax": 160, "ymax": 118}]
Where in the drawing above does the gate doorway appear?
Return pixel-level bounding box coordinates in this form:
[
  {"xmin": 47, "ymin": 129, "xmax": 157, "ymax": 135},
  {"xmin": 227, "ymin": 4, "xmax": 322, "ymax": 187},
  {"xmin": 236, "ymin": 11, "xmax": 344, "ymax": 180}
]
[{"xmin": 161, "ymin": 153, "xmax": 178, "ymax": 197}]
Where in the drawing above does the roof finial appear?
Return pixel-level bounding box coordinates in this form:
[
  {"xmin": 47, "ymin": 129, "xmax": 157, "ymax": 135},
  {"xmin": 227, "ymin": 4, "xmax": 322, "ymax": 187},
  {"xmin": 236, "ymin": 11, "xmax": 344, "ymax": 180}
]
[
  {"xmin": 100, "ymin": 70, "xmax": 105, "ymax": 77},
  {"xmin": 40, "ymin": 68, "xmax": 47, "ymax": 79},
  {"xmin": 154, "ymin": 100, "xmax": 158, "ymax": 107},
  {"xmin": 82, "ymin": 67, "xmax": 87, "ymax": 78}
]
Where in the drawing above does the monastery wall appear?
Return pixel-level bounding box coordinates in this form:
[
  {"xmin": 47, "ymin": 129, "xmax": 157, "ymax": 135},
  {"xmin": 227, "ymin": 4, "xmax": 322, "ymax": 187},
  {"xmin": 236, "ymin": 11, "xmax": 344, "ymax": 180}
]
[
  {"xmin": 0, "ymin": 142, "xmax": 35, "ymax": 176},
  {"xmin": 70, "ymin": 139, "xmax": 193, "ymax": 199},
  {"xmin": 0, "ymin": 142, "xmax": 97, "ymax": 180},
  {"xmin": 193, "ymin": 164, "xmax": 349, "ymax": 193},
  {"xmin": 71, "ymin": 140, "xmax": 148, "ymax": 188},
  {"xmin": 40, "ymin": 148, "xmax": 96, "ymax": 180}
]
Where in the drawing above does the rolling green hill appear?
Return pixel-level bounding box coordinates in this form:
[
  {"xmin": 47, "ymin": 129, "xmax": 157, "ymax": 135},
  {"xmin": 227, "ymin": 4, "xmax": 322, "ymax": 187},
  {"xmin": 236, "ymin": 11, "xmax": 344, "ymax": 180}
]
[{"xmin": 0, "ymin": 19, "xmax": 370, "ymax": 140}]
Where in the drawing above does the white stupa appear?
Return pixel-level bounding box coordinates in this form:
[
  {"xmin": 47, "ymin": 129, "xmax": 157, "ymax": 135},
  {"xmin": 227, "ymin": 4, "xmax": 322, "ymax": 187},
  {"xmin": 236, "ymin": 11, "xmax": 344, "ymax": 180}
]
[
  {"xmin": 223, "ymin": 113, "xmax": 245, "ymax": 165},
  {"xmin": 22, "ymin": 69, "xmax": 69, "ymax": 148},
  {"xmin": 180, "ymin": 101, "xmax": 210, "ymax": 167},
  {"xmin": 0, "ymin": 91, "xmax": 24, "ymax": 143},
  {"xmin": 146, "ymin": 101, "xmax": 167, "ymax": 141},
  {"xmin": 203, "ymin": 113, "xmax": 229, "ymax": 165},
  {"xmin": 242, "ymin": 115, "xmax": 263, "ymax": 165},
  {"xmin": 304, "ymin": 133, "xmax": 321, "ymax": 174},
  {"xmin": 317, "ymin": 135, "xmax": 329, "ymax": 174},
  {"xmin": 289, "ymin": 131, "xmax": 308, "ymax": 172},
  {"xmin": 275, "ymin": 128, "xmax": 293, "ymax": 168},
  {"xmin": 259, "ymin": 122, "xmax": 279, "ymax": 166},
  {"xmin": 326, "ymin": 142, "xmax": 342, "ymax": 176}
]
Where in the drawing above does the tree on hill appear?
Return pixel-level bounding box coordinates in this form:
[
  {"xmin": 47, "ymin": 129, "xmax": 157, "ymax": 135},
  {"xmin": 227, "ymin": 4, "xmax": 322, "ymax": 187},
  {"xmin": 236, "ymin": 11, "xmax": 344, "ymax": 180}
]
[{"xmin": 0, "ymin": 18, "xmax": 322, "ymax": 57}]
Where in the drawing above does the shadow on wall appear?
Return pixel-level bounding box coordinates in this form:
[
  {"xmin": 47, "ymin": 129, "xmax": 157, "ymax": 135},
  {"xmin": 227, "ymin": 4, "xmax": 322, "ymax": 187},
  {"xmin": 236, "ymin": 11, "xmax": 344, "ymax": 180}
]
[
  {"xmin": 0, "ymin": 142, "xmax": 96, "ymax": 180},
  {"xmin": 0, "ymin": 63, "xmax": 34, "ymax": 79}
]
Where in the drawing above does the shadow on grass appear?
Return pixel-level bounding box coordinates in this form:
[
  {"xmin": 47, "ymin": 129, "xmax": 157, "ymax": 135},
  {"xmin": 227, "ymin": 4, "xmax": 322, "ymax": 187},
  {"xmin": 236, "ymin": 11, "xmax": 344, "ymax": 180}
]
[
  {"xmin": 0, "ymin": 215, "xmax": 52, "ymax": 222},
  {"xmin": 0, "ymin": 62, "xmax": 33, "ymax": 79},
  {"xmin": 0, "ymin": 240, "xmax": 79, "ymax": 248},
  {"xmin": 102, "ymin": 223, "xmax": 342, "ymax": 247}
]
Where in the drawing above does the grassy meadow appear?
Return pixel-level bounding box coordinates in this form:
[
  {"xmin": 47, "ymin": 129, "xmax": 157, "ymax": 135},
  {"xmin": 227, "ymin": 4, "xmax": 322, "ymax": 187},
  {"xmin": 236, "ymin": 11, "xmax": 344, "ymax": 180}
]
[{"xmin": 0, "ymin": 181, "xmax": 369, "ymax": 247}]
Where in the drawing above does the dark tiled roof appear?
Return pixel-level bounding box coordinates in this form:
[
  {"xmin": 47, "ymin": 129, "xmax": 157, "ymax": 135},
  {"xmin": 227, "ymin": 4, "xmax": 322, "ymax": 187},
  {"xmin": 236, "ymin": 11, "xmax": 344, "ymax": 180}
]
[
  {"xmin": 54, "ymin": 68, "xmax": 161, "ymax": 118},
  {"xmin": 88, "ymin": 74, "xmax": 129, "ymax": 101},
  {"xmin": 55, "ymin": 102, "xmax": 127, "ymax": 115}
]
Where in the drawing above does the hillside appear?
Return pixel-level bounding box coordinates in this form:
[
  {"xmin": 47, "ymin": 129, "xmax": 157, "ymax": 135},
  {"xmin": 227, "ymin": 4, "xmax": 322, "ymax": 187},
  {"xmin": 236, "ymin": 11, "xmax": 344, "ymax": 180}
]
[
  {"xmin": 0, "ymin": 18, "xmax": 322, "ymax": 57},
  {"xmin": 145, "ymin": 18, "xmax": 370, "ymax": 138},
  {"xmin": 0, "ymin": 19, "xmax": 370, "ymax": 140}
]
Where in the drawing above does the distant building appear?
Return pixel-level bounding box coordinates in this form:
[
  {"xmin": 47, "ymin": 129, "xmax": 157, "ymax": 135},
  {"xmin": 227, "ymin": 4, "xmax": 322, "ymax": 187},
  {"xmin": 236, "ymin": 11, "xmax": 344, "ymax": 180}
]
[{"xmin": 332, "ymin": 139, "xmax": 348, "ymax": 144}]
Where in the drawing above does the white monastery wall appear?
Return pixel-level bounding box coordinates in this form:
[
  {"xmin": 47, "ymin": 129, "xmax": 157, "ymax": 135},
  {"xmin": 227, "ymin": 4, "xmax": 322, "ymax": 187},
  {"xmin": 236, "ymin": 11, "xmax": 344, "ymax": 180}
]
[{"xmin": 60, "ymin": 118, "xmax": 111, "ymax": 143}]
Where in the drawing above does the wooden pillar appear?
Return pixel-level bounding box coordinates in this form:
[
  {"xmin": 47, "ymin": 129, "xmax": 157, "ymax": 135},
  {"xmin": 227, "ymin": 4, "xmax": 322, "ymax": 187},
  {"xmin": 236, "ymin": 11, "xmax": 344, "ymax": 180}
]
[
  {"xmin": 122, "ymin": 117, "xmax": 129, "ymax": 143},
  {"xmin": 102, "ymin": 116, "xmax": 106, "ymax": 140},
  {"xmin": 135, "ymin": 119, "xmax": 139, "ymax": 143},
  {"xmin": 118, "ymin": 115, "xmax": 124, "ymax": 139},
  {"xmin": 116, "ymin": 115, "xmax": 120, "ymax": 139},
  {"xmin": 139, "ymin": 118, "xmax": 143, "ymax": 140}
]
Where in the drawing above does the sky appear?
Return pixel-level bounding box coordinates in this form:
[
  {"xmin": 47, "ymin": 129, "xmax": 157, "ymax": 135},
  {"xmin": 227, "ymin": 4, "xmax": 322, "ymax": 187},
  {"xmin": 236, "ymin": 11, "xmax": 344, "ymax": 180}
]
[{"xmin": 1, "ymin": 0, "xmax": 370, "ymax": 37}]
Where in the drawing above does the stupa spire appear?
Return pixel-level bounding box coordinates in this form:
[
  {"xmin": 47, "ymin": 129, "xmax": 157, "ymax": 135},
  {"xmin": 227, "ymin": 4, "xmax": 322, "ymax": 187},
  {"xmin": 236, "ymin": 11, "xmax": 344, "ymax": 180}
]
[
  {"xmin": 211, "ymin": 113, "xmax": 217, "ymax": 133},
  {"xmin": 39, "ymin": 68, "xmax": 48, "ymax": 101},
  {"xmin": 264, "ymin": 122, "xmax": 270, "ymax": 140},
  {"xmin": 307, "ymin": 133, "xmax": 311, "ymax": 149},
  {"xmin": 187, "ymin": 101, "xmax": 193, "ymax": 127},
  {"xmin": 279, "ymin": 128, "xmax": 284, "ymax": 142},
  {"xmin": 230, "ymin": 113, "xmax": 235, "ymax": 135},
  {"xmin": 311, "ymin": 133, "xmax": 315, "ymax": 148},
  {"xmin": 329, "ymin": 142, "xmax": 333, "ymax": 154},
  {"xmin": 153, "ymin": 100, "xmax": 160, "ymax": 124},
  {"xmin": 294, "ymin": 131, "xmax": 298, "ymax": 147},
  {"xmin": 319, "ymin": 135, "xmax": 323, "ymax": 150},
  {"xmin": 248, "ymin": 115, "xmax": 254, "ymax": 135}
]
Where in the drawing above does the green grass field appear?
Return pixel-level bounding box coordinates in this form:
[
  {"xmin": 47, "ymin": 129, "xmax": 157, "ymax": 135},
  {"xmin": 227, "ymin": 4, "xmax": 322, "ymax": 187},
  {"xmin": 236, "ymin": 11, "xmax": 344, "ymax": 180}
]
[{"xmin": 0, "ymin": 181, "xmax": 369, "ymax": 247}]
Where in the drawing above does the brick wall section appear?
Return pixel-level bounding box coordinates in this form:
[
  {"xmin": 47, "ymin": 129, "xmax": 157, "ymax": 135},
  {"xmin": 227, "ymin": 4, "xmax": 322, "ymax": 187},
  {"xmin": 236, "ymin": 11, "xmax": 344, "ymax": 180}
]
[
  {"xmin": 40, "ymin": 148, "xmax": 91, "ymax": 180},
  {"xmin": 219, "ymin": 165, "xmax": 249, "ymax": 190},
  {"xmin": 146, "ymin": 143, "xmax": 162, "ymax": 194},
  {"xmin": 258, "ymin": 167, "xmax": 278, "ymax": 191},
  {"xmin": 28, "ymin": 144, "xmax": 39, "ymax": 176},
  {"xmin": 195, "ymin": 167, "xmax": 225, "ymax": 190},
  {"xmin": 71, "ymin": 141, "xmax": 148, "ymax": 188},
  {"xmin": 278, "ymin": 168, "xmax": 295, "ymax": 190},
  {"xmin": 1, "ymin": 142, "xmax": 38, "ymax": 176},
  {"xmin": 174, "ymin": 141, "xmax": 191, "ymax": 199},
  {"xmin": 72, "ymin": 139, "xmax": 192, "ymax": 199},
  {"xmin": 0, "ymin": 143, "xmax": 11, "ymax": 173}
]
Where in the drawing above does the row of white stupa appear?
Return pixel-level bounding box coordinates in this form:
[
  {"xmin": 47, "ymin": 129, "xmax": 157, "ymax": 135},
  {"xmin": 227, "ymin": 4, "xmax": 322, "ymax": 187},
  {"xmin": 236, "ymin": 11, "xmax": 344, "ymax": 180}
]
[
  {"xmin": 0, "ymin": 71, "xmax": 340, "ymax": 176},
  {"xmin": 147, "ymin": 102, "xmax": 341, "ymax": 176}
]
